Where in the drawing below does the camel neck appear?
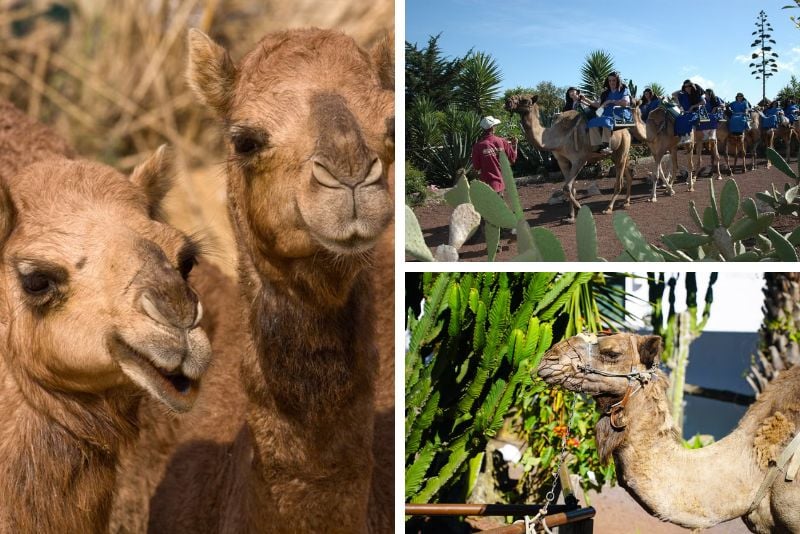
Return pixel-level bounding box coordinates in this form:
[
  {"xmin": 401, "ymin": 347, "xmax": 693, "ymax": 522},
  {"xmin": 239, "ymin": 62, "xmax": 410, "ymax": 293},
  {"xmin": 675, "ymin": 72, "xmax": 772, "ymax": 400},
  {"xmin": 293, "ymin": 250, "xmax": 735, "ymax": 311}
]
[
  {"xmin": 0, "ymin": 360, "xmax": 139, "ymax": 533},
  {"xmin": 238, "ymin": 270, "xmax": 376, "ymax": 533},
  {"xmin": 604, "ymin": 381, "xmax": 762, "ymax": 529},
  {"xmin": 517, "ymin": 105, "xmax": 548, "ymax": 150}
]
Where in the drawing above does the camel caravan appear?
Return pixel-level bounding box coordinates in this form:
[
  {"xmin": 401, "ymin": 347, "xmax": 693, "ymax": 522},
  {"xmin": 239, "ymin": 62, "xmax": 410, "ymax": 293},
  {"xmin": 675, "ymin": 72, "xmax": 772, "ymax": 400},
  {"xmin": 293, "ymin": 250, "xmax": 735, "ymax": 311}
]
[
  {"xmin": 538, "ymin": 332, "xmax": 800, "ymax": 533},
  {"xmin": 504, "ymin": 75, "xmax": 800, "ymax": 220},
  {"xmin": 0, "ymin": 26, "xmax": 393, "ymax": 534}
]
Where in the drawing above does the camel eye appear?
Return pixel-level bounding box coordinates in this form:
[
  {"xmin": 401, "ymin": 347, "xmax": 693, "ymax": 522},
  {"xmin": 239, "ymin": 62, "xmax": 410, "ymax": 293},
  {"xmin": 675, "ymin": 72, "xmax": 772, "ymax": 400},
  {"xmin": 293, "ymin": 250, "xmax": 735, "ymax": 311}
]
[
  {"xmin": 232, "ymin": 135, "xmax": 262, "ymax": 155},
  {"xmin": 230, "ymin": 127, "xmax": 268, "ymax": 157},
  {"xmin": 178, "ymin": 254, "xmax": 197, "ymax": 280},
  {"xmin": 20, "ymin": 272, "xmax": 54, "ymax": 296}
]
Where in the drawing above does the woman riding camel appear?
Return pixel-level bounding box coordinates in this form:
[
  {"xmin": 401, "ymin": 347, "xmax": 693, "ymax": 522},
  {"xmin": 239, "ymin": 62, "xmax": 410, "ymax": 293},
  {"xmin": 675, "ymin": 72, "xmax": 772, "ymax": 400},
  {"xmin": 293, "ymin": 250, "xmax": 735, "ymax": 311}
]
[
  {"xmin": 586, "ymin": 71, "xmax": 631, "ymax": 155},
  {"xmin": 728, "ymin": 92, "xmax": 752, "ymax": 134},
  {"xmin": 563, "ymin": 86, "xmax": 594, "ymax": 112},
  {"xmin": 672, "ymin": 79, "xmax": 705, "ymax": 146},
  {"xmin": 698, "ymin": 88, "xmax": 725, "ymax": 142},
  {"xmin": 639, "ymin": 87, "xmax": 661, "ymax": 121},
  {"xmin": 762, "ymin": 98, "xmax": 785, "ymax": 129},
  {"xmin": 785, "ymin": 97, "xmax": 799, "ymax": 124}
]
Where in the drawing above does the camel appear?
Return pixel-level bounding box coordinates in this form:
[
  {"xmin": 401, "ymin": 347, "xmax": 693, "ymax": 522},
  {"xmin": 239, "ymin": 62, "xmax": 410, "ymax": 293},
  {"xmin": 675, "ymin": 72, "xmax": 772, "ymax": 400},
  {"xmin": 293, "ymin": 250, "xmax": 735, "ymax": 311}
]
[
  {"xmin": 746, "ymin": 110, "xmax": 766, "ymax": 170},
  {"xmin": 775, "ymin": 119, "xmax": 798, "ymax": 163},
  {"xmin": 538, "ymin": 332, "xmax": 800, "ymax": 533},
  {"xmin": 726, "ymin": 125, "xmax": 750, "ymax": 175},
  {"xmin": 110, "ymin": 27, "xmax": 394, "ymax": 534},
  {"xmin": 0, "ymin": 101, "xmax": 212, "ymax": 533},
  {"xmin": 693, "ymin": 121, "xmax": 724, "ymax": 181},
  {"xmin": 504, "ymin": 94, "xmax": 632, "ymax": 222}
]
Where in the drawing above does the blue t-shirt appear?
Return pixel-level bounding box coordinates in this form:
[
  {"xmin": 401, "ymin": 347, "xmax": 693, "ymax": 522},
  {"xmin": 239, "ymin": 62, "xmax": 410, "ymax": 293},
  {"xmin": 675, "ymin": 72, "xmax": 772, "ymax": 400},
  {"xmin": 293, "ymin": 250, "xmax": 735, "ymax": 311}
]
[
  {"xmin": 678, "ymin": 90, "xmax": 704, "ymax": 112},
  {"xmin": 729, "ymin": 100, "xmax": 750, "ymax": 114}
]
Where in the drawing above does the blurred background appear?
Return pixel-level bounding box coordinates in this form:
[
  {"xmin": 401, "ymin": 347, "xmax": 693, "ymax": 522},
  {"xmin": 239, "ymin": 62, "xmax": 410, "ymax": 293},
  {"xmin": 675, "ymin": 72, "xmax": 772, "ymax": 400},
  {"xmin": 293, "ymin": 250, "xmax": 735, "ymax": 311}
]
[{"xmin": 0, "ymin": 0, "xmax": 393, "ymax": 273}]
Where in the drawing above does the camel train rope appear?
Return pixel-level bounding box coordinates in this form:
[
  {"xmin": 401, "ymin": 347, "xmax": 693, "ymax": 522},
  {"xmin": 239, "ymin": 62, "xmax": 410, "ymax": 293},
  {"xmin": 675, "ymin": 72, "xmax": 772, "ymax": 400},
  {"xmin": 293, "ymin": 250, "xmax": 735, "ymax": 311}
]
[
  {"xmin": 0, "ymin": 100, "xmax": 212, "ymax": 533},
  {"xmin": 539, "ymin": 332, "xmax": 800, "ymax": 533},
  {"xmin": 110, "ymin": 27, "xmax": 394, "ymax": 534}
]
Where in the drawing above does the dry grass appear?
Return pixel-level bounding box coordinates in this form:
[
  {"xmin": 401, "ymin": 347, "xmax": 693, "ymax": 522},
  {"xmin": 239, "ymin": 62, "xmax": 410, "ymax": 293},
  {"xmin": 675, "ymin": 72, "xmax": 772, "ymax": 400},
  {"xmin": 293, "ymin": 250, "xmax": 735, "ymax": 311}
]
[{"xmin": 1, "ymin": 0, "xmax": 393, "ymax": 271}]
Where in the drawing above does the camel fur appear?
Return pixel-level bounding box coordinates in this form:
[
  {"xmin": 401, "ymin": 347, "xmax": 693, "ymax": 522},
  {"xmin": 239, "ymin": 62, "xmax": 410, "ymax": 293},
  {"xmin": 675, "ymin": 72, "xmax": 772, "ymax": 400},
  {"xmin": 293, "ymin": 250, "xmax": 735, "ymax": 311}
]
[
  {"xmin": 110, "ymin": 27, "xmax": 394, "ymax": 534},
  {"xmin": 539, "ymin": 332, "xmax": 800, "ymax": 533},
  {"xmin": 505, "ymin": 94, "xmax": 632, "ymax": 222},
  {"xmin": 0, "ymin": 100, "xmax": 212, "ymax": 533}
]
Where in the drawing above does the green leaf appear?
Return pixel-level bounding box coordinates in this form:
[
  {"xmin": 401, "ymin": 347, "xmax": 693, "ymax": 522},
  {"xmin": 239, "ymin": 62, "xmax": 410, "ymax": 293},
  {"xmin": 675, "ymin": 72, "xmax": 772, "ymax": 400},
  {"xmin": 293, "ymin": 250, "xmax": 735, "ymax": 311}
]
[
  {"xmin": 515, "ymin": 220, "xmax": 537, "ymax": 256},
  {"xmin": 532, "ymin": 228, "xmax": 567, "ymax": 262},
  {"xmin": 732, "ymin": 251, "xmax": 761, "ymax": 261},
  {"xmin": 576, "ymin": 205, "xmax": 598, "ymax": 261},
  {"xmin": 499, "ymin": 152, "xmax": 523, "ymax": 219},
  {"xmin": 741, "ymin": 197, "xmax": 758, "ymax": 219},
  {"xmin": 614, "ymin": 212, "xmax": 664, "ymax": 261},
  {"xmin": 766, "ymin": 147, "xmax": 798, "ymax": 180},
  {"xmin": 661, "ymin": 231, "xmax": 711, "ymax": 249},
  {"xmin": 485, "ymin": 221, "xmax": 500, "ymax": 261},
  {"xmin": 729, "ymin": 213, "xmax": 775, "ymax": 241},
  {"xmin": 707, "ymin": 179, "xmax": 720, "ymax": 228},
  {"xmin": 405, "ymin": 206, "xmax": 434, "ymax": 261},
  {"xmin": 719, "ymin": 179, "xmax": 740, "ymax": 227},
  {"xmin": 703, "ymin": 205, "xmax": 719, "ymax": 230},
  {"xmin": 405, "ymin": 443, "xmax": 437, "ymax": 500},
  {"xmin": 443, "ymin": 174, "xmax": 472, "ymax": 207},
  {"xmin": 688, "ymin": 200, "xmax": 704, "ymax": 230},
  {"xmin": 766, "ymin": 226, "xmax": 799, "ymax": 261},
  {"xmin": 412, "ymin": 434, "xmax": 471, "ymax": 503},
  {"xmin": 787, "ymin": 226, "xmax": 800, "ymax": 245},
  {"xmin": 471, "ymin": 180, "xmax": 517, "ymax": 228}
]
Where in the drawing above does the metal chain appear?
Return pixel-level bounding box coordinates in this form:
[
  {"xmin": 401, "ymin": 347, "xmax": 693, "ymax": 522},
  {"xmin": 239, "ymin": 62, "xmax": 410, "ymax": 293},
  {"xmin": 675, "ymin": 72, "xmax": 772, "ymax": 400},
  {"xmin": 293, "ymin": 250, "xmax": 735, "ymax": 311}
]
[{"xmin": 525, "ymin": 392, "xmax": 579, "ymax": 533}]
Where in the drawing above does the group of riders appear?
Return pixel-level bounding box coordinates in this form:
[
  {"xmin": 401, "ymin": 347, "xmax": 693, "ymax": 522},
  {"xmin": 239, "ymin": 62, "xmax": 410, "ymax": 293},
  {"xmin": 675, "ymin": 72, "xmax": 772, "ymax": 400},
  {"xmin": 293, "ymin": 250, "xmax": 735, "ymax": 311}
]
[{"xmin": 562, "ymin": 71, "xmax": 800, "ymax": 156}]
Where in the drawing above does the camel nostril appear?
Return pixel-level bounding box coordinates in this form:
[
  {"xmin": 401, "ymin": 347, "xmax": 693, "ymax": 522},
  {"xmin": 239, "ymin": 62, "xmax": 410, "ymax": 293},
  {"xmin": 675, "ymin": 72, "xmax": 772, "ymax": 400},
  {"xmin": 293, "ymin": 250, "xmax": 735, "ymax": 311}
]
[
  {"xmin": 362, "ymin": 158, "xmax": 383, "ymax": 187},
  {"xmin": 141, "ymin": 293, "xmax": 174, "ymax": 328},
  {"xmin": 311, "ymin": 158, "xmax": 344, "ymax": 189},
  {"xmin": 192, "ymin": 301, "xmax": 203, "ymax": 328}
]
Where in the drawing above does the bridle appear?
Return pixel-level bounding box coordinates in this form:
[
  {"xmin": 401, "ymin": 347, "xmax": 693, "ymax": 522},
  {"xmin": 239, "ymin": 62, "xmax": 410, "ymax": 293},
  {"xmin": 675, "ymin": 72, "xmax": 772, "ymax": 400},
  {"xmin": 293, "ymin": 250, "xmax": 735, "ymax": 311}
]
[{"xmin": 565, "ymin": 333, "xmax": 659, "ymax": 430}]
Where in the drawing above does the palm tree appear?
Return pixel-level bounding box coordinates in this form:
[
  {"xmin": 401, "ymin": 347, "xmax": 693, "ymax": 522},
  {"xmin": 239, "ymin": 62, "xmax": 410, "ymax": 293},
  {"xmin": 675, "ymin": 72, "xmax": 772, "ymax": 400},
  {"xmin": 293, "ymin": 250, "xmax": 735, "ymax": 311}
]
[
  {"xmin": 579, "ymin": 49, "xmax": 615, "ymax": 100},
  {"xmin": 647, "ymin": 82, "xmax": 667, "ymax": 99},
  {"xmin": 454, "ymin": 51, "xmax": 502, "ymax": 116},
  {"xmin": 748, "ymin": 273, "xmax": 800, "ymax": 395}
]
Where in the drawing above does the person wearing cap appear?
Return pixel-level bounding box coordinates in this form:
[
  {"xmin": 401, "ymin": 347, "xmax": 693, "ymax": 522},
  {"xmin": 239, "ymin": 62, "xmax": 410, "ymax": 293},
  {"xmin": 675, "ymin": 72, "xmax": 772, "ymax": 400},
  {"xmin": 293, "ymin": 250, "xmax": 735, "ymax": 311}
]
[
  {"xmin": 471, "ymin": 116, "xmax": 518, "ymax": 193},
  {"xmin": 671, "ymin": 80, "xmax": 705, "ymax": 146},
  {"xmin": 585, "ymin": 72, "xmax": 631, "ymax": 155}
]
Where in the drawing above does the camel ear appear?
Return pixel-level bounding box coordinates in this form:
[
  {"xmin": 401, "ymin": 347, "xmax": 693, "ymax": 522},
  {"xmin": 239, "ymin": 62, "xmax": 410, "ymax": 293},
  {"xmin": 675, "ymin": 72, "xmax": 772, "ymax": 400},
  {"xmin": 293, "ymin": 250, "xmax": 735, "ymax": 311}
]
[
  {"xmin": 531, "ymin": 95, "xmax": 539, "ymax": 104},
  {"xmin": 187, "ymin": 28, "xmax": 236, "ymax": 116},
  {"xmin": 0, "ymin": 181, "xmax": 16, "ymax": 247},
  {"xmin": 130, "ymin": 144, "xmax": 172, "ymax": 219},
  {"xmin": 638, "ymin": 335, "xmax": 662, "ymax": 368},
  {"xmin": 371, "ymin": 31, "xmax": 393, "ymax": 90}
]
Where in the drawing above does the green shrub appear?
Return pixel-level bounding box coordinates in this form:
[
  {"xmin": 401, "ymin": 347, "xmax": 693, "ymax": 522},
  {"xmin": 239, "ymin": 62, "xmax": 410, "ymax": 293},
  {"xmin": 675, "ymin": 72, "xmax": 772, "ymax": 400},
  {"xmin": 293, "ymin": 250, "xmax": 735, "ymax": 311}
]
[{"xmin": 406, "ymin": 162, "xmax": 429, "ymax": 207}]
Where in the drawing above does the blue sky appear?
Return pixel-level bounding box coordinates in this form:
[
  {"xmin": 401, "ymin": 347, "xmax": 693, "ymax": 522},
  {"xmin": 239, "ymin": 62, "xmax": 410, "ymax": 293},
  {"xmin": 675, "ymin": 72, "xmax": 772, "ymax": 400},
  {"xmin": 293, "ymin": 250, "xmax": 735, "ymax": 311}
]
[{"xmin": 406, "ymin": 0, "xmax": 800, "ymax": 103}]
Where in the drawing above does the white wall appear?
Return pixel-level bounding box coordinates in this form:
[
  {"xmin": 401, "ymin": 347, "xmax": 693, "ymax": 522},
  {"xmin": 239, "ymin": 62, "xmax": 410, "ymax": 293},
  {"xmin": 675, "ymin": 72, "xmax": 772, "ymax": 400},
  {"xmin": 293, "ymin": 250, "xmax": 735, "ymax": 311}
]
[{"xmin": 625, "ymin": 272, "xmax": 765, "ymax": 333}]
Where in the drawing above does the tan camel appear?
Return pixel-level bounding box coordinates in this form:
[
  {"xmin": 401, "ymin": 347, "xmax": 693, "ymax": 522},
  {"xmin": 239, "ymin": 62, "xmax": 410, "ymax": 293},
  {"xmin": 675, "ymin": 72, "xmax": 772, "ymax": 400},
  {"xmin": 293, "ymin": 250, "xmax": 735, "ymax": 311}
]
[
  {"xmin": 640, "ymin": 106, "xmax": 700, "ymax": 200},
  {"xmin": 727, "ymin": 125, "xmax": 750, "ymax": 175},
  {"xmin": 504, "ymin": 95, "xmax": 632, "ymax": 222},
  {"xmin": 746, "ymin": 110, "xmax": 766, "ymax": 170},
  {"xmin": 110, "ymin": 28, "xmax": 394, "ymax": 534},
  {"xmin": 693, "ymin": 123, "xmax": 724, "ymax": 180},
  {"xmin": 538, "ymin": 332, "xmax": 800, "ymax": 533},
  {"xmin": 775, "ymin": 119, "xmax": 798, "ymax": 162},
  {"xmin": 0, "ymin": 101, "xmax": 212, "ymax": 533}
]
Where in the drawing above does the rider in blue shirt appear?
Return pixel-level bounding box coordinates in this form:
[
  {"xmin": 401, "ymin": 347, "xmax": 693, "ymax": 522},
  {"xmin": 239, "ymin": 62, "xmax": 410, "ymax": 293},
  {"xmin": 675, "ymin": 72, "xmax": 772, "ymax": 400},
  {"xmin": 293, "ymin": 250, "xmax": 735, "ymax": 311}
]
[
  {"xmin": 640, "ymin": 88, "xmax": 661, "ymax": 122},
  {"xmin": 698, "ymin": 88, "xmax": 724, "ymax": 142},
  {"xmin": 728, "ymin": 93, "xmax": 751, "ymax": 134},
  {"xmin": 762, "ymin": 99, "xmax": 784, "ymax": 129},
  {"xmin": 672, "ymin": 79, "xmax": 705, "ymax": 145},
  {"xmin": 785, "ymin": 97, "xmax": 799, "ymax": 124},
  {"xmin": 586, "ymin": 71, "xmax": 631, "ymax": 155}
]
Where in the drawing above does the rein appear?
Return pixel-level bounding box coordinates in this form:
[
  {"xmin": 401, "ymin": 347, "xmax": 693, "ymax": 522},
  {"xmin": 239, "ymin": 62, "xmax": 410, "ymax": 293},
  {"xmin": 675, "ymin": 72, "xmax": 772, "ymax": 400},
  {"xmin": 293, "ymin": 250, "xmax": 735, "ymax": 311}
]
[{"xmin": 566, "ymin": 336, "xmax": 658, "ymax": 430}]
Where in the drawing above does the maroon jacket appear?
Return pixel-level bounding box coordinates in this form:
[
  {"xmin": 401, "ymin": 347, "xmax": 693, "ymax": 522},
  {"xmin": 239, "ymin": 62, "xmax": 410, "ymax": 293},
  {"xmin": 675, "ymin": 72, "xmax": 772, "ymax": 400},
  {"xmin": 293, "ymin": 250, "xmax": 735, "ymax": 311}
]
[{"xmin": 471, "ymin": 133, "xmax": 517, "ymax": 192}]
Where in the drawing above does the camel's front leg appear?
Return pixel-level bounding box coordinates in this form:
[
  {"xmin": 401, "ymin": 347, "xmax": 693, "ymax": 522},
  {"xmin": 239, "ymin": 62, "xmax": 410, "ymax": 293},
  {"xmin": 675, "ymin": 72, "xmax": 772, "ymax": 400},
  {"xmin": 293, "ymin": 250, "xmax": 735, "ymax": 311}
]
[
  {"xmin": 709, "ymin": 139, "xmax": 722, "ymax": 180},
  {"xmin": 687, "ymin": 142, "xmax": 696, "ymax": 192},
  {"xmin": 555, "ymin": 155, "xmax": 581, "ymax": 223},
  {"xmin": 604, "ymin": 154, "xmax": 630, "ymax": 214},
  {"xmin": 765, "ymin": 132, "xmax": 774, "ymax": 168}
]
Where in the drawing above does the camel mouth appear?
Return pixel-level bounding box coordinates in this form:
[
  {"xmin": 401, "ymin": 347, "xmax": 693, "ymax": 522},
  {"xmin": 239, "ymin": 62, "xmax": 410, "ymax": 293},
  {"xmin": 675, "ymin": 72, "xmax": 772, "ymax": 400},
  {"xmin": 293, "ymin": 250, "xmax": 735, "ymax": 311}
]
[{"xmin": 112, "ymin": 337, "xmax": 199, "ymax": 412}]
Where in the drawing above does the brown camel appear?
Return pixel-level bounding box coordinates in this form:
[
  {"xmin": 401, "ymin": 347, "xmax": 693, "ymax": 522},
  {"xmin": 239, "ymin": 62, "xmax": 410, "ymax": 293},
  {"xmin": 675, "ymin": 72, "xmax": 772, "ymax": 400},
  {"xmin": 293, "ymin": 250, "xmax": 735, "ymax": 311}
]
[
  {"xmin": 538, "ymin": 332, "xmax": 800, "ymax": 533},
  {"xmin": 0, "ymin": 101, "xmax": 212, "ymax": 533},
  {"xmin": 693, "ymin": 122, "xmax": 724, "ymax": 180},
  {"xmin": 775, "ymin": 119, "xmax": 798, "ymax": 163},
  {"xmin": 505, "ymin": 95, "xmax": 632, "ymax": 222},
  {"xmin": 746, "ymin": 110, "xmax": 766, "ymax": 170},
  {"xmin": 640, "ymin": 106, "xmax": 699, "ymax": 200},
  {"xmin": 110, "ymin": 28, "xmax": 394, "ymax": 534}
]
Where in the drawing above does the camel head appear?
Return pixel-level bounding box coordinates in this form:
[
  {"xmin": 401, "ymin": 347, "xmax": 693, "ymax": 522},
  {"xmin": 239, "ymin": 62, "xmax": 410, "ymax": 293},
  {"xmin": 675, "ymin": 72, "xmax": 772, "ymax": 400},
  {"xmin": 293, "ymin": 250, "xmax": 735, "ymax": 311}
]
[
  {"xmin": 504, "ymin": 94, "xmax": 538, "ymax": 114},
  {"xmin": 0, "ymin": 148, "xmax": 211, "ymax": 412},
  {"xmin": 537, "ymin": 332, "xmax": 662, "ymax": 396},
  {"xmin": 186, "ymin": 29, "xmax": 394, "ymax": 284}
]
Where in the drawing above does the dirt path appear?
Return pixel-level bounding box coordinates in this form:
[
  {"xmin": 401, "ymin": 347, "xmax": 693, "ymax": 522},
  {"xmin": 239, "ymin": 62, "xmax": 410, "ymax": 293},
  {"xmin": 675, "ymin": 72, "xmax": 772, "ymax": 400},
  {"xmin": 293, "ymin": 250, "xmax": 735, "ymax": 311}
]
[{"xmin": 412, "ymin": 155, "xmax": 798, "ymax": 262}]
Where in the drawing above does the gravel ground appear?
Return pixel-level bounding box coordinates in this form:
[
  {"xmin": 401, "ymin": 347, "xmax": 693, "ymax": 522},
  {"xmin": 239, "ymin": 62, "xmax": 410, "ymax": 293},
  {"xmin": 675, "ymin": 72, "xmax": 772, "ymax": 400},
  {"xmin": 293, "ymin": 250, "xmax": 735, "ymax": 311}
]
[{"xmin": 410, "ymin": 152, "xmax": 799, "ymax": 262}]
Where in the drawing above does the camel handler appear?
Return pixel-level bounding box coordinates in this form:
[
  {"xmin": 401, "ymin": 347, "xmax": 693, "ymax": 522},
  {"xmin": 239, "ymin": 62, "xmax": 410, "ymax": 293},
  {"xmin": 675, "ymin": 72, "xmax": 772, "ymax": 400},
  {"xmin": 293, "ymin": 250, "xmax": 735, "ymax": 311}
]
[{"xmin": 471, "ymin": 115, "xmax": 518, "ymax": 194}]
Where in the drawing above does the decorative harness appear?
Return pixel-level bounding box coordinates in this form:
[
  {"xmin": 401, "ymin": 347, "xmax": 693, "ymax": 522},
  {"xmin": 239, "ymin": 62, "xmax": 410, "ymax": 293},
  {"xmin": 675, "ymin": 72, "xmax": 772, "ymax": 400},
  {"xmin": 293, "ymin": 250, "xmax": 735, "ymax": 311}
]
[{"xmin": 566, "ymin": 333, "xmax": 659, "ymax": 430}]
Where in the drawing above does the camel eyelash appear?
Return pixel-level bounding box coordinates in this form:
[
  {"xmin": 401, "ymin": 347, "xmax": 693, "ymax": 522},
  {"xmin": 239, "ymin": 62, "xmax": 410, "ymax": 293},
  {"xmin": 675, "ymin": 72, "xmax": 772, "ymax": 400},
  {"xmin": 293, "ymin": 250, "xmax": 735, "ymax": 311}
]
[{"xmin": 228, "ymin": 125, "xmax": 270, "ymax": 157}]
